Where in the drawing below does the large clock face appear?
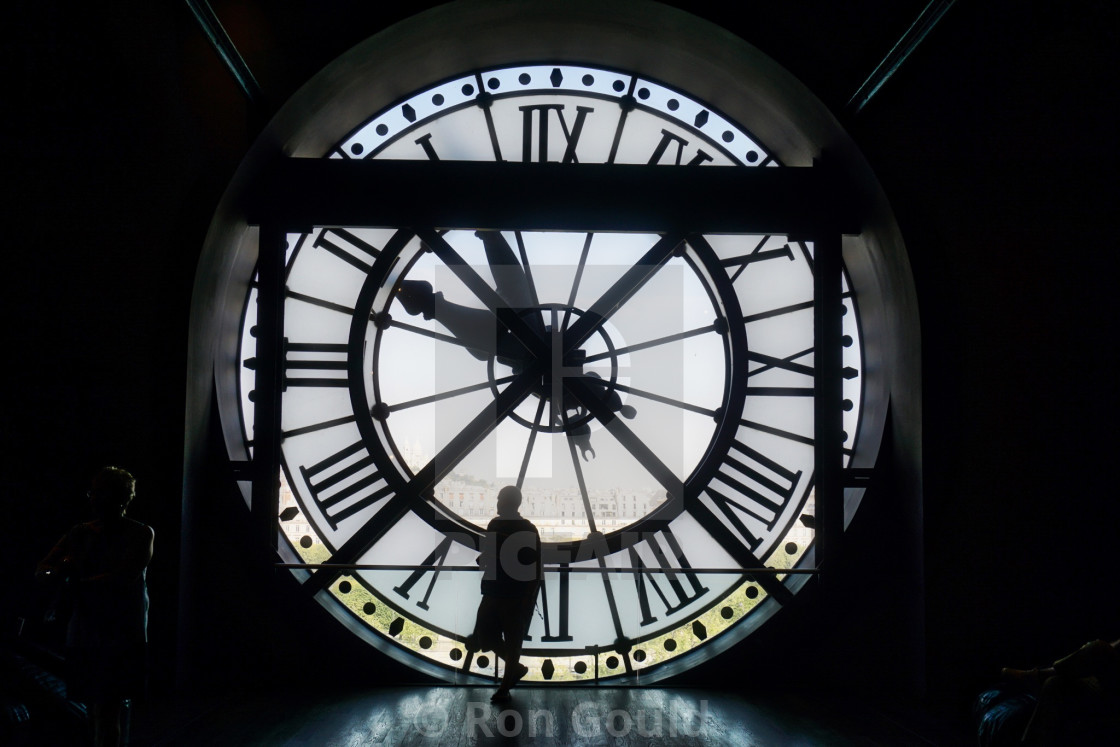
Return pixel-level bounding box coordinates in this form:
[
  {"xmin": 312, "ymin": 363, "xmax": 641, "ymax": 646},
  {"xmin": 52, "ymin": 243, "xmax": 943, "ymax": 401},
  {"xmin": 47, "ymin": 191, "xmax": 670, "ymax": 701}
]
[{"xmin": 234, "ymin": 62, "xmax": 865, "ymax": 683}]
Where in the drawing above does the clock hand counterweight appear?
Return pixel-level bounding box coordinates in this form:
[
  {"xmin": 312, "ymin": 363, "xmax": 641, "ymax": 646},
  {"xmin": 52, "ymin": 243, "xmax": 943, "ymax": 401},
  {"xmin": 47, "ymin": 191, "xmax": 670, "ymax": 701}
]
[
  {"xmin": 564, "ymin": 375, "xmax": 680, "ymax": 497},
  {"xmin": 396, "ymin": 279, "xmax": 525, "ymax": 364}
]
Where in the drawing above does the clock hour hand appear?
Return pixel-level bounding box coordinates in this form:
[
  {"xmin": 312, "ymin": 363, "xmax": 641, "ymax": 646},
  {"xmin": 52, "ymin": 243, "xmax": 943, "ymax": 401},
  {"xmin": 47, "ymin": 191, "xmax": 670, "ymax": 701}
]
[
  {"xmin": 569, "ymin": 421, "xmax": 594, "ymax": 461},
  {"xmin": 396, "ymin": 280, "xmax": 524, "ymax": 365},
  {"xmin": 474, "ymin": 231, "xmax": 545, "ymax": 336}
]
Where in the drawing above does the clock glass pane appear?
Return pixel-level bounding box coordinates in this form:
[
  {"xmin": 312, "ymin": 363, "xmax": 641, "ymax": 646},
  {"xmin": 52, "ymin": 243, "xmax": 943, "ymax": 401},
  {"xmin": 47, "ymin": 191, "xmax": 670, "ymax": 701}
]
[{"xmin": 234, "ymin": 62, "xmax": 865, "ymax": 683}]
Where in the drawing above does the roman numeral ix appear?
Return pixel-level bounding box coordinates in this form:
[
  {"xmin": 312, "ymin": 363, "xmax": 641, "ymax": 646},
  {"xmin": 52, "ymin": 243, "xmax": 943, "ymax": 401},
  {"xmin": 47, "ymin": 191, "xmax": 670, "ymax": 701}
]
[
  {"xmin": 299, "ymin": 440, "xmax": 393, "ymax": 530},
  {"xmin": 520, "ymin": 104, "xmax": 594, "ymax": 163}
]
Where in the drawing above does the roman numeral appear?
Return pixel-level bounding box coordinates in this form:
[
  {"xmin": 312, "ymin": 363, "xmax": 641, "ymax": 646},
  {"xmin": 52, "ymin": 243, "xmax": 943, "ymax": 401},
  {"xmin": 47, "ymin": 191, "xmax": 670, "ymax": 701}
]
[
  {"xmin": 414, "ymin": 133, "xmax": 439, "ymax": 161},
  {"xmin": 747, "ymin": 348, "xmax": 814, "ymax": 378},
  {"xmin": 298, "ymin": 440, "xmax": 393, "ymax": 530},
  {"xmin": 530, "ymin": 564, "xmax": 573, "ymax": 642},
  {"xmin": 302, "ymin": 364, "xmax": 543, "ymax": 597},
  {"xmin": 706, "ymin": 438, "xmax": 802, "ymax": 537},
  {"xmin": 392, "ymin": 536, "xmax": 452, "ymax": 611},
  {"xmin": 721, "ymin": 239, "xmax": 794, "ymax": 282},
  {"xmin": 647, "ymin": 129, "xmax": 713, "ymax": 166},
  {"xmin": 313, "ymin": 227, "xmax": 381, "ymax": 273},
  {"xmin": 721, "ymin": 243, "xmax": 795, "ymax": 269},
  {"xmin": 519, "ymin": 104, "xmax": 594, "ymax": 163},
  {"xmin": 284, "ymin": 342, "xmax": 349, "ymax": 388},
  {"xmin": 629, "ymin": 531, "xmax": 708, "ymax": 626}
]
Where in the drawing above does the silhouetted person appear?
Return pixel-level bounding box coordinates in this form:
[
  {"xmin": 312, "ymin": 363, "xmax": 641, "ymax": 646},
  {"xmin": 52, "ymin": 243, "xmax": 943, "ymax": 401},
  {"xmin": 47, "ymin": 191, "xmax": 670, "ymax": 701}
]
[
  {"xmin": 471, "ymin": 485, "xmax": 541, "ymax": 702},
  {"xmin": 37, "ymin": 467, "xmax": 154, "ymax": 747},
  {"xmin": 1001, "ymin": 638, "xmax": 1120, "ymax": 745}
]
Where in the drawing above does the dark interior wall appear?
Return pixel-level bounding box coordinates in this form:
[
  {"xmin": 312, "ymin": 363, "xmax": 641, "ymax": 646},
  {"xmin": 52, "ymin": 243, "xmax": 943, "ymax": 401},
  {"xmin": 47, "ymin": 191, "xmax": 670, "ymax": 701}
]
[
  {"xmin": 3, "ymin": 0, "xmax": 1117, "ymax": 713},
  {"xmin": 851, "ymin": 0, "xmax": 1120, "ymax": 703}
]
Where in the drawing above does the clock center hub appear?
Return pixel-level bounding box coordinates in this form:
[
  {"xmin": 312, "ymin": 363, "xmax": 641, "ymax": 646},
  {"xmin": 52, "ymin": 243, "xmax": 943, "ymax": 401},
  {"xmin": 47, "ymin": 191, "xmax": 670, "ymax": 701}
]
[{"xmin": 490, "ymin": 303, "xmax": 623, "ymax": 435}]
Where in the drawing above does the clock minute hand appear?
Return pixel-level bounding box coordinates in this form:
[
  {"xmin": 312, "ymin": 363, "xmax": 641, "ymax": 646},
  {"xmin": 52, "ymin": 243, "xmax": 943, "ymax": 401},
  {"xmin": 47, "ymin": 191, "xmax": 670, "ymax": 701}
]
[{"xmin": 562, "ymin": 232, "xmax": 684, "ymax": 356}]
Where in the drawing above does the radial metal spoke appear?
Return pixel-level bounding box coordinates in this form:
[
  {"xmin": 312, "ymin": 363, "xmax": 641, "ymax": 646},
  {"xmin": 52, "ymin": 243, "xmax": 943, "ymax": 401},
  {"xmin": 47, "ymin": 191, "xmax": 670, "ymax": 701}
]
[
  {"xmin": 286, "ymin": 289, "xmax": 356, "ymax": 317},
  {"xmin": 563, "ymin": 232, "xmax": 684, "ymax": 355},
  {"xmin": 513, "ymin": 231, "xmax": 544, "ymax": 336},
  {"xmin": 602, "ymin": 380, "xmax": 717, "ymax": 418},
  {"xmin": 516, "ymin": 397, "xmax": 547, "ymax": 489},
  {"xmin": 387, "ymin": 375, "xmax": 516, "ymax": 413},
  {"xmin": 388, "ymin": 318, "xmax": 489, "ymax": 352},
  {"xmin": 583, "ymin": 322, "xmax": 716, "ymax": 364},
  {"xmin": 562, "ymin": 232, "xmax": 594, "ymax": 330},
  {"xmin": 417, "ymin": 228, "xmax": 548, "ymax": 360},
  {"xmin": 513, "ymin": 232, "xmax": 538, "ymax": 302},
  {"xmin": 742, "ymin": 292, "xmax": 852, "ymax": 324}
]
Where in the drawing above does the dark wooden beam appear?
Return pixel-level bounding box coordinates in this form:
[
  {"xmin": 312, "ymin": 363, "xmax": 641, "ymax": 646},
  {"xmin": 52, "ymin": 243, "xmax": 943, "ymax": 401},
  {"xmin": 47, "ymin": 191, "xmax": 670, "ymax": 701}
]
[
  {"xmin": 183, "ymin": 0, "xmax": 265, "ymax": 111},
  {"xmin": 846, "ymin": 0, "xmax": 958, "ymax": 117}
]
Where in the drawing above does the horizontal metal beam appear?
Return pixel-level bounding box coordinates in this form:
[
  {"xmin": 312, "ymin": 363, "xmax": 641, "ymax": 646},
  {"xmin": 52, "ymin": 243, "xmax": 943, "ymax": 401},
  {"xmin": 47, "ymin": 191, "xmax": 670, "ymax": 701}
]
[
  {"xmin": 276, "ymin": 563, "xmax": 818, "ymax": 574},
  {"xmin": 248, "ymin": 158, "xmax": 861, "ymax": 235}
]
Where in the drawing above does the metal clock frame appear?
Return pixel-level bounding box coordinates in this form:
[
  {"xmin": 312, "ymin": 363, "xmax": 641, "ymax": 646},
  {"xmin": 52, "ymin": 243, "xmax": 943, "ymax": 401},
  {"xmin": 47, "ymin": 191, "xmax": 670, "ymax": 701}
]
[{"xmin": 236, "ymin": 155, "xmax": 857, "ymax": 682}]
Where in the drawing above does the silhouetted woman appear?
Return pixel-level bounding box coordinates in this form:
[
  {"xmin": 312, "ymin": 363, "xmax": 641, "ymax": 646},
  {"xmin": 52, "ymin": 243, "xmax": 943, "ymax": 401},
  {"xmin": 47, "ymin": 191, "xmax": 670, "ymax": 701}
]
[{"xmin": 37, "ymin": 466, "xmax": 154, "ymax": 747}]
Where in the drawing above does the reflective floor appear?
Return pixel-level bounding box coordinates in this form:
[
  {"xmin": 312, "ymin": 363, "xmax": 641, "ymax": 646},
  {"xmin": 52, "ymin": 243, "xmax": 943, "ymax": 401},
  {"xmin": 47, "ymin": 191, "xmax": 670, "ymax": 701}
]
[{"xmin": 132, "ymin": 685, "xmax": 970, "ymax": 746}]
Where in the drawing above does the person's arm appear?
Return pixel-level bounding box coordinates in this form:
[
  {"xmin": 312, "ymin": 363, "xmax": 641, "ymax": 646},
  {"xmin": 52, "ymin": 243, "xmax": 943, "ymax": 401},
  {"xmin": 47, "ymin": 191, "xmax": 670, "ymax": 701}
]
[
  {"xmin": 35, "ymin": 529, "xmax": 77, "ymax": 581},
  {"xmin": 478, "ymin": 519, "xmax": 497, "ymax": 575}
]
